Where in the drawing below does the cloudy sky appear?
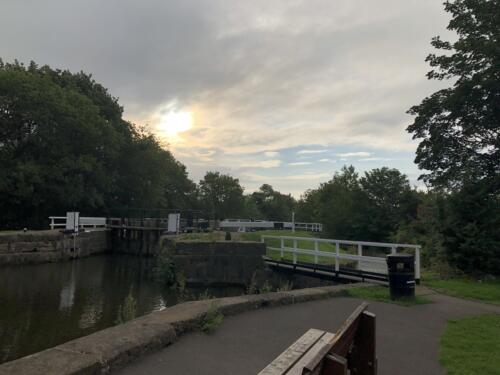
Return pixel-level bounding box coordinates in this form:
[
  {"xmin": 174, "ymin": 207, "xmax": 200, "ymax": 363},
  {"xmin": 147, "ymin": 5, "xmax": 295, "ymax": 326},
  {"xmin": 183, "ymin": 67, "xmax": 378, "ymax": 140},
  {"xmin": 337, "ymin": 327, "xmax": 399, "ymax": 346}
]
[{"xmin": 1, "ymin": 0, "xmax": 452, "ymax": 196}]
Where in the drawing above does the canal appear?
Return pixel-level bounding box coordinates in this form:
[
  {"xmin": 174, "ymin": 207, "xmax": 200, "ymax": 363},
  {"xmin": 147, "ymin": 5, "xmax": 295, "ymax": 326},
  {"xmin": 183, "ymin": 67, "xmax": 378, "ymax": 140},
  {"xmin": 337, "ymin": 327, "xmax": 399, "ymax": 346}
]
[{"xmin": 0, "ymin": 254, "xmax": 244, "ymax": 364}]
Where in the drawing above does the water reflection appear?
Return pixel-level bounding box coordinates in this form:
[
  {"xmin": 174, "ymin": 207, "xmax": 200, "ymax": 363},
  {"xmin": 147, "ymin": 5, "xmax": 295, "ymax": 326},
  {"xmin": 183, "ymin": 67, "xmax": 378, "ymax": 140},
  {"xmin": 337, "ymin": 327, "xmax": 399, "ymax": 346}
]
[{"xmin": 0, "ymin": 254, "xmax": 244, "ymax": 364}]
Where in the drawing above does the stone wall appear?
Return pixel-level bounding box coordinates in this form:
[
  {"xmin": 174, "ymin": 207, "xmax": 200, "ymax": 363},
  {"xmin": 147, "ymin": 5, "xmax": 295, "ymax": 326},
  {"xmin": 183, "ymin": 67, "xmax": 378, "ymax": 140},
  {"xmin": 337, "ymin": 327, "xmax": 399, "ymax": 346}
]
[
  {"xmin": 109, "ymin": 229, "xmax": 163, "ymax": 256},
  {"xmin": 171, "ymin": 240, "xmax": 266, "ymax": 286},
  {"xmin": 0, "ymin": 230, "xmax": 109, "ymax": 266},
  {"xmin": 0, "ymin": 284, "xmax": 367, "ymax": 375}
]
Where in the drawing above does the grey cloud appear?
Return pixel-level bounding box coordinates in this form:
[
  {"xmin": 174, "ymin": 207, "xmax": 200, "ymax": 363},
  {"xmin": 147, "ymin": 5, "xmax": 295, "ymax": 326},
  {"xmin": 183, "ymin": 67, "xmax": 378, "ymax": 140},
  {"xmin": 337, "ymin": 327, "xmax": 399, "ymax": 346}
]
[{"xmin": 1, "ymin": 0, "xmax": 450, "ymax": 193}]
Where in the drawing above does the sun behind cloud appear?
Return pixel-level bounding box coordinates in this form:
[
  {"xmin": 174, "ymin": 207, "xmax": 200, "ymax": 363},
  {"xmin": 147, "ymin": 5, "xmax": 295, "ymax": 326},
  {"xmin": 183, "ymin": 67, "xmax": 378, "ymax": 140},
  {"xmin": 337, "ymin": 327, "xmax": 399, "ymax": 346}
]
[{"xmin": 158, "ymin": 110, "xmax": 193, "ymax": 137}]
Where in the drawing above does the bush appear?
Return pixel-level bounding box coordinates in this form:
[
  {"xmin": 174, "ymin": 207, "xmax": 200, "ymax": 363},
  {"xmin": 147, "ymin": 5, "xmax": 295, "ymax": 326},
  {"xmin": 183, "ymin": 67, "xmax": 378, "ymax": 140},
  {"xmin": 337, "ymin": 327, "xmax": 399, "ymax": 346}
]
[
  {"xmin": 260, "ymin": 280, "xmax": 273, "ymax": 293},
  {"xmin": 154, "ymin": 242, "xmax": 177, "ymax": 286}
]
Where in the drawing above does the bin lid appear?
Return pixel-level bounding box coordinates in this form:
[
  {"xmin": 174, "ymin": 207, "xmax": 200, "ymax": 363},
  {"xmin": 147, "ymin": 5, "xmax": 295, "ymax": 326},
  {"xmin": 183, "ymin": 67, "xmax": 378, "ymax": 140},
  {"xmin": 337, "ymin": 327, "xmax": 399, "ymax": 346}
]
[{"xmin": 386, "ymin": 253, "xmax": 414, "ymax": 262}]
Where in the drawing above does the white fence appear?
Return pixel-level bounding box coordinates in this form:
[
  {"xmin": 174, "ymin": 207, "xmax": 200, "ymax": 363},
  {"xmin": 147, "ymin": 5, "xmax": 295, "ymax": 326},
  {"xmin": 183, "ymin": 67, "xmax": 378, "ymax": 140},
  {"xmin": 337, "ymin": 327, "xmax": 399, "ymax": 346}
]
[
  {"xmin": 51, "ymin": 213, "xmax": 180, "ymax": 233},
  {"xmin": 219, "ymin": 219, "xmax": 323, "ymax": 232},
  {"xmin": 293, "ymin": 222, "xmax": 323, "ymax": 232},
  {"xmin": 49, "ymin": 216, "xmax": 107, "ymax": 230},
  {"xmin": 261, "ymin": 235, "xmax": 421, "ymax": 281}
]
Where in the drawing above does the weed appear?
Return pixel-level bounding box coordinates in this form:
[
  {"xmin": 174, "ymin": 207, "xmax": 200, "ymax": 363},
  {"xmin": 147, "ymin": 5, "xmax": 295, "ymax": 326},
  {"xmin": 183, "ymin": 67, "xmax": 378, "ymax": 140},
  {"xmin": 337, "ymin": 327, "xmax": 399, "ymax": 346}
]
[{"xmin": 201, "ymin": 303, "xmax": 224, "ymax": 334}]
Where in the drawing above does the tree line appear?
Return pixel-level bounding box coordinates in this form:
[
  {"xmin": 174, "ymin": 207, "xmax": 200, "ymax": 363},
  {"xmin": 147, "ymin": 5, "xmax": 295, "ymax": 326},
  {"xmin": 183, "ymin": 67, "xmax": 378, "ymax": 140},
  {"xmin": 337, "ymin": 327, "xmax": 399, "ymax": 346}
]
[{"xmin": 0, "ymin": 0, "xmax": 498, "ymax": 275}]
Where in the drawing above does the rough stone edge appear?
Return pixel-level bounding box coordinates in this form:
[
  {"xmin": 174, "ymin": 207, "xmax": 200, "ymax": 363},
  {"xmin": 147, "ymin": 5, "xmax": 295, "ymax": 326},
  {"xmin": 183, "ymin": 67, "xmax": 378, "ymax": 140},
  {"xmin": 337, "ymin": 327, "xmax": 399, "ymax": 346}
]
[{"xmin": 0, "ymin": 283, "xmax": 373, "ymax": 375}]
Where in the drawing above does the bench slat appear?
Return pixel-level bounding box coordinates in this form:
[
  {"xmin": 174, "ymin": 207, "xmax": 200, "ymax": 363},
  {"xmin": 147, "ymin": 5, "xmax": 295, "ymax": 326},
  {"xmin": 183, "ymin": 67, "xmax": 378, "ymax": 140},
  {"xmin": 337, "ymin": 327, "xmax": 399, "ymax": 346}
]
[
  {"xmin": 287, "ymin": 332, "xmax": 336, "ymax": 375},
  {"xmin": 258, "ymin": 329, "xmax": 325, "ymax": 375}
]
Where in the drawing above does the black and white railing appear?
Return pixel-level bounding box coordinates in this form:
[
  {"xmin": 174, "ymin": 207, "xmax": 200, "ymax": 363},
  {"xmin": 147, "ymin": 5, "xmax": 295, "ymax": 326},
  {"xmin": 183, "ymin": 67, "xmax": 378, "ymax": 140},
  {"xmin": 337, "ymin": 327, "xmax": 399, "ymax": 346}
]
[{"xmin": 261, "ymin": 235, "xmax": 421, "ymax": 281}]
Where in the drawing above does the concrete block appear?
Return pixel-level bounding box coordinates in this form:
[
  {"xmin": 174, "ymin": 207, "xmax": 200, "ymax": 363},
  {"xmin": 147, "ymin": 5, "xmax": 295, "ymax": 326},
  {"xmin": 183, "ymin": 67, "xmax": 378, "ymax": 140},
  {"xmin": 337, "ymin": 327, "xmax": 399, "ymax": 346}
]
[
  {"xmin": 60, "ymin": 318, "xmax": 176, "ymax": 372},
  {"xmin": 0, "ymin": 347, "xmax": 101, "ymax": 375}
]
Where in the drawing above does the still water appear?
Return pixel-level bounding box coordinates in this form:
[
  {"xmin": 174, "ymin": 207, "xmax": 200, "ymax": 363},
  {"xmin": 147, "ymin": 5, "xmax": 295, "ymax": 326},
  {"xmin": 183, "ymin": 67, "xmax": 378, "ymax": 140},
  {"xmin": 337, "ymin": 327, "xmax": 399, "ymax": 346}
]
[{"xmin": 0, "ymin": 254, "xmax": 244, "ymax": 364}]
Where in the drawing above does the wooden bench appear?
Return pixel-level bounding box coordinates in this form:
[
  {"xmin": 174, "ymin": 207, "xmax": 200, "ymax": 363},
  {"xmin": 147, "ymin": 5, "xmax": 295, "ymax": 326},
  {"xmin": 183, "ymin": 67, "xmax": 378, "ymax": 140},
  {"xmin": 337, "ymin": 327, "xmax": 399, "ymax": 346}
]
[{"xmin": 258, "ymin": 302, "xmax": 376, "ymax": 375}]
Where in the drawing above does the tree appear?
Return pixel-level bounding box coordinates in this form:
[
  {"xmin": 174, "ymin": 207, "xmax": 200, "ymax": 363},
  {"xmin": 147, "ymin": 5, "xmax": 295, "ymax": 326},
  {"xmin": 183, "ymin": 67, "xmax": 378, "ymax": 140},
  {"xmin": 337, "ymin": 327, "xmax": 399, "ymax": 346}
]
[
  {"xmin": 407, "ymin": 0, "xmax": 500, "ymax": 188},
  {"xmin": 295, "ymin": 166, "xmax": 371, "ymax": 240},
  {"xmin": 441, "ymin": 178, "xmax": 500, "ymax": 275},
  {"xmin": 0, "ymin": 60, "xmax": 195, "ymax": 228},
  {"xmin": 407, "ymin": 1, "xmax": 500, "ymax": 274},
  {"xmin": 392, "ymin": 192, "xmax": 447, "ymax": 268},
  {"xmin": 360, "ymin": 168, "xmax": 419, "ymax": 240},
  {"xmin": 198, "ymin": 172, "xmax": 244, "ymax": 220},
  {"xmin": 249, "ymin": 184, "xmax": 296, "ymax": 221}
]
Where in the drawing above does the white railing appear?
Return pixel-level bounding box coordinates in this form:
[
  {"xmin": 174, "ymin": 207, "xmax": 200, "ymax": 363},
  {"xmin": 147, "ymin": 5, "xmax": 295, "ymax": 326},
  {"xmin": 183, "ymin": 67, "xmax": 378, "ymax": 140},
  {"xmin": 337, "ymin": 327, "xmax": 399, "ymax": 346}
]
[
  {"xmin": 292, "ymin": 222, "xmax": 323, "ymax": 232},
  {"xmin": 49, "ymin": 216, "xmax": 107, "ymax": 230},
  {"xmin": 261, "ymin": 235, "xmax": 421, "ymax": 281},
  {"xmin": 219, "ymin": 219, "xmax": 323, "ymax": 232}
]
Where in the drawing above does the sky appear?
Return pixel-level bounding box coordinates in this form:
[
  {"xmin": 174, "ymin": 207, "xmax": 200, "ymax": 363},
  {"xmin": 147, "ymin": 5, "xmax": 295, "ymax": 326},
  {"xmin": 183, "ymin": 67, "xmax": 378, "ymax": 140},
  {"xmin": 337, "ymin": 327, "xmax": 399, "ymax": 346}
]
[{"xmin": 1, "ymin": 0, "xmax": 452, "ymax": 197}]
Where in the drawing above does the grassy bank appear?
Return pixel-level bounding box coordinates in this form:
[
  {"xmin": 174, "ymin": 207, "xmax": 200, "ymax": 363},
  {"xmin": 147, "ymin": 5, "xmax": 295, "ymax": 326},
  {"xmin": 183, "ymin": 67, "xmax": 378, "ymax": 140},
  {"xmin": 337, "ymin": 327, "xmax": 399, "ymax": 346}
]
[
  {"xmin": 440, "ymin": 314, "xmax": 500, "ymax": 374},
  {"xmin": 344, "ymin": 285, "xmax": 430, "ymax": 306},
  {"xmin": 424, "ymin": 272, "xmax": 500, "ymax": 305}
]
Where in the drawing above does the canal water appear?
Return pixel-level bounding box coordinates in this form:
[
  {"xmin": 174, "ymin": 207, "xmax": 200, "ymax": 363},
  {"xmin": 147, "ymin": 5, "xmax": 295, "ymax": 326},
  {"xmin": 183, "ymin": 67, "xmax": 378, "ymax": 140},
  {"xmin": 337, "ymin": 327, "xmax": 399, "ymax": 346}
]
[{"xmin": 0, "ymin": 255, "xmax": 244, "ymax": 364}]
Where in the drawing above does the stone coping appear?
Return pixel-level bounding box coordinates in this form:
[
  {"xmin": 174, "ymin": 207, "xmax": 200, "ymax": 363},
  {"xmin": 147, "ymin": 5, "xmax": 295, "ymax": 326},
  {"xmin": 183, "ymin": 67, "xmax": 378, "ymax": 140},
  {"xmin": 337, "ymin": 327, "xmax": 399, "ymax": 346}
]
[{"xmin": 0, "ymin": 283, "xmax": 370, "ymax": 375}]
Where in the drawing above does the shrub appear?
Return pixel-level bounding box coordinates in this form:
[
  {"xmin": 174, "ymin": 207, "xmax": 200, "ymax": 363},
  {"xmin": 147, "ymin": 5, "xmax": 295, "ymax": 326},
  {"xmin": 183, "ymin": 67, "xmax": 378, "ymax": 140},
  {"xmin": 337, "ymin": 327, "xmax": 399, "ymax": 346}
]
[{"xmin": 201, "ymin": 303, "xmax": 224, "ymax": 334}]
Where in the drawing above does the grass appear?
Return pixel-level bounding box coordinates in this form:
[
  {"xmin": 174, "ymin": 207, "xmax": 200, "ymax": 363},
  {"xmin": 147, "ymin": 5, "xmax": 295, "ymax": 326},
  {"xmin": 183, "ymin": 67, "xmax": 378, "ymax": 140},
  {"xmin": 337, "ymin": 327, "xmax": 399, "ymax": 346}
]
[
  {"xmin": 424, "ymin": 272, "xmax": 500, "ymax": 305},
  {"xmin": 200, "ymin": 303, "xmax": 224, "ymax": 334},
  {"xmin": 177, "ymin": 232, "xmax": 223, "ymax": 241},
  {"xmin": 440, "ymin": 314, "xmax": 500, "ymax": 375},
  {"xmin": 240, "ymin": 230, "xmax": 362, "ymax": 267},
  {"xmin": 344, "ymin": 285, "xmax": 431, "ymax": 306}
]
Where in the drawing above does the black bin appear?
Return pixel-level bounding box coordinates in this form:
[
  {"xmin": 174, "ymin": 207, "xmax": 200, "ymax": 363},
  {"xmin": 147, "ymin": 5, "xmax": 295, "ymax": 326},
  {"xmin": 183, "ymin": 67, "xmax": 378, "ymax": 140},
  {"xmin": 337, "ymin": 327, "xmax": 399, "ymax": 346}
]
[{"xmin": 386, "ymin": 254, "xmax": 415, "ymax": 299}]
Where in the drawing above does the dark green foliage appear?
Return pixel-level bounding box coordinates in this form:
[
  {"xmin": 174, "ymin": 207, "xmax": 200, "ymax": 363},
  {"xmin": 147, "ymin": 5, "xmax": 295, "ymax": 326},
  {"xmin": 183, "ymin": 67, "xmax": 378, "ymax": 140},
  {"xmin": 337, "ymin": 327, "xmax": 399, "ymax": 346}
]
[
  {"xmin": 0, "ymin": 60, "xmax": 195, "ymax": 229},
  {"xmin": 407, "ymin": 0, "xmax": 500, "ymax": 188},
  {"xmin": 406, "ymin": 1, "xmax": 500, "ymax": 275},
  {"xmin": 392, "ymin": 192, "xmax": 447, "ymax": 267},
  {"xmin": 297, "ymin": 166, "xmax": 419, "ymax": 242},
  {"xmin": 248, "ymin": 184, "xmax": 296, "ymax": 221},
  {"xmin": 154, "ymin": 242, "xmax": 177, "ymax": 286},
  {"xmin": 441, "ymin": 179, "xmax": 500, "ymax": 275},
  {"xmin": 198, "ymin": 172, "xmax": 245, "ymax": 220},
  {"xmin": 225, "ymin": 231, "xmax": 231, "ymax": 241}
]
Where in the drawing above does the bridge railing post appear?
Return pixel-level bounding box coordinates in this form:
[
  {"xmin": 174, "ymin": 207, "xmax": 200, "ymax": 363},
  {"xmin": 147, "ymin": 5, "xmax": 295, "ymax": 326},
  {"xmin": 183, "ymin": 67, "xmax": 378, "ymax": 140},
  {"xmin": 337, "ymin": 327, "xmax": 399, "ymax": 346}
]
[
  {"xmin": 357, "ymin": 244, "xmax": 363, "ymax": 270},
  {"xmin": 314, "ymin": 240, "xmax": 319, "ymax": 264},
  {"xmin": 415, "ymin": 246, "xmax": 421, "ymax": 282},
  {"xmin": 335, "ymin": 242, "xmax": 340, "ymax": 272},
  {"xmin": 293, "ymin": 239, "xmax": 297, "ymax": 264}
]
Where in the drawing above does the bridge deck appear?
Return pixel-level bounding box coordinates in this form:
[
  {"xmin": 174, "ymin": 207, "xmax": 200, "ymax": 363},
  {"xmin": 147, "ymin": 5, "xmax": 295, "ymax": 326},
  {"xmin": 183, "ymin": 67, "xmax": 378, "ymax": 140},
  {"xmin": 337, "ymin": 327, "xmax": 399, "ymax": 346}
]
[{"xmin": 264, "ymin": 257, "xmax": 388, "ymax": 284}]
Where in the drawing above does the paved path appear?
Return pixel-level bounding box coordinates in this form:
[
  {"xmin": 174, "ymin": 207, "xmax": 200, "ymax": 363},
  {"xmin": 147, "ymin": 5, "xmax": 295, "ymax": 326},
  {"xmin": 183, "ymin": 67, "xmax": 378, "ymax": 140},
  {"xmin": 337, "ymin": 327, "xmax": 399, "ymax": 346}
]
[{"xmin": 118, "ymin": 291, "xmax": 500, "ymax": 375}]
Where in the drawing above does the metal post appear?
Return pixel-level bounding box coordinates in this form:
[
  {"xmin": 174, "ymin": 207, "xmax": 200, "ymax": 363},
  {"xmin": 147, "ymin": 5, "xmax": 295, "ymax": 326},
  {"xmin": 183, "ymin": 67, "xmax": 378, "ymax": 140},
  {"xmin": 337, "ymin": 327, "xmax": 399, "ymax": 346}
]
[
  {"xmin": 293, "ymin": 239, "xmax": 297, "ymax": 264},
  {"xmin": 280, "ymin": 237, "xmax": 284, "ymax": 259},
  {"xmin": 314, "ymin": 240, "xmax": 319, "ymax": 264},
  {"xmin": 50, "ymin": 218, "xmax": 54, "ymax": 230},
  {"xmin": 391, "ymin": 246, "xmax": 397, "ymax": 254},
  {"xmin": 415, "ymin": 246, "xmax": 421, "ymax": 283},
  {"xmin": 292, "ymin": 211, "xmax": 295, "ymax": 233},
  {"xmin": 357, "ymin": 244, "xmax": 362, "ymax": 270}
]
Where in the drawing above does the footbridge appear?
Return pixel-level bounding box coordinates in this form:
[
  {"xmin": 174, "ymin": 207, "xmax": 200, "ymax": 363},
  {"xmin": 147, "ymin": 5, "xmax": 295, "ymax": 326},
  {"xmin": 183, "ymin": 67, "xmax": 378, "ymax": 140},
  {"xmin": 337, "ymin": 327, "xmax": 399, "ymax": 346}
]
[{"xmin": 261, "ymin": 235, "xmax": 421, "ymax": 284}]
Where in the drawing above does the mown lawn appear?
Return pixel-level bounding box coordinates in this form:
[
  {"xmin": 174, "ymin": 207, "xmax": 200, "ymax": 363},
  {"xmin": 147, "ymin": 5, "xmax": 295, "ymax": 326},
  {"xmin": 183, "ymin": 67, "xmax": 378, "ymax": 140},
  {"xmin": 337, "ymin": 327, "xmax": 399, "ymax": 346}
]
[
  {"xmin": 440, "ymin": 314, "xmax": 500, "ymax": 375},
  {"xmin": 344, "ymin": 285, "xmax": 430, "ymax": 306},
  {"xmin": 424, "ymin": 272, "xmax": 500, "ymax": 305}
]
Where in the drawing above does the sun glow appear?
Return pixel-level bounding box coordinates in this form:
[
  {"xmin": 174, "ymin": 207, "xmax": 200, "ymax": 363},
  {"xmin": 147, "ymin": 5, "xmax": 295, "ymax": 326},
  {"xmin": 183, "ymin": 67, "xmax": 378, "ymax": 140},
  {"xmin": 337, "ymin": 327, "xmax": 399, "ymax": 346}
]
[{"xmin": 158, "ymin": 110, "xmax": 193, "ymax": 137}]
